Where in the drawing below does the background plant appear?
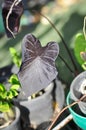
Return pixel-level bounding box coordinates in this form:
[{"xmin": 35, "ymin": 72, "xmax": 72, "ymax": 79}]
[
  {"xmin": 9, "ymin": 47, "xmax": 21, "ymax": 68},
  {"xmin": 74, "ymin": 33, "xmax": 86, "ymax": 70},
  {"xmin": 0, "ymin": 74, "xmax": 20, "ymax": 124}
]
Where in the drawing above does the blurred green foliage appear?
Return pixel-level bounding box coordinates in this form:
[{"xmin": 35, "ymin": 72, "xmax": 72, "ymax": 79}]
[
  {"xmin": 0, "ymin": 74, "xmax": 20, "ymax": 112},
  {"xmin": 0, "ymin": 0, "xmax": 86, "ymax": 85},
  {"xmin": 74, "ymin": 33, "xmax": 86, "ymax": 70},
  {"xmin": 9, "ymin": 47, "xmax": 21, "ymax": 68}
]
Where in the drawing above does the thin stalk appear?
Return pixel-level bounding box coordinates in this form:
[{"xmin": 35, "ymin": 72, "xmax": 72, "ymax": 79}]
[
  {"xmin": 24, "ymin": 10, "xmax": 78, "ymax": 76},
  {"xmin": 48, "ymin": 94, "xmax": 86, "ymax": 130},
  {"xmin": 38, "ymin": 12, "xmax": 78, "ymax": 76},
  {"xmin": 52, "ymin": 114, "xmax": 73, "ymax": 130},
  {"xmin": 83, "ymin": 16, "xmax": 86, "ymax": 40},
  {"xmin": 59, "ymin": 55, "xmax": 75, "ymax": 76}
]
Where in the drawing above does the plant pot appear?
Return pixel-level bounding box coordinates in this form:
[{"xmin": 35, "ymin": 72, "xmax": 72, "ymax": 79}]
[
  {"xmin": 54, "ymin": 78, "xmax": 65, "ymax": 109},
  {"xmin": 67, "ymin": 92, "xmax": 86, "ymax": 130},
  {"xmin": 0, "ymin": 106, "xmax": 21, "ymax": 130},
  {"xmin": 70, "ymin": 71, "xmax": 86, "ymax": 114},
  {"xmin": 19, "ymin": 82, "xmax": 54, "ymax": 127},
  {"xmin": 18, "ymin": 79, "xmax": 65, "ymax": 129}
]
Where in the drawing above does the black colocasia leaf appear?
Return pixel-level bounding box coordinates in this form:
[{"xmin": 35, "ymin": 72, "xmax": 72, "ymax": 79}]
[
  {"xmin": 2, "ymin": 0, "xmax": 24, "ymax": 38},
  {"xmin": 18, "ymin": 34, "xmax": 59, "ymax": 97}
]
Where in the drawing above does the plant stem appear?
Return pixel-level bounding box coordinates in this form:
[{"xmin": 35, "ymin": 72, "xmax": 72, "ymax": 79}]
[
  {"xmin": 48, "ymin": 94, "xmax": 86, "ymax": 130},
  {"xmin": 59, "ymin": 55, "xmax": 75, "ymax": 76},
  {"xmin": 83, "ymin": 16, "xmax": 86, "ymax": 40},
  {"xmin": 38, "ymin": 12, "xmax": 78, "ymax": 76}
]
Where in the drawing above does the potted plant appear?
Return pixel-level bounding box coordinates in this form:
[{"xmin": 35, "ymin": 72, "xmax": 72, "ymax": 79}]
[
  {"xmin": 66, "ymin": 32, "xmax": 86, "ymax": 130},
  {"xmin": 0, "ymin": 74, "xmax": 21, "ymax": 130},
  {"xmin": 9, "ymin": 33, "xmax": 65, "ymax": 129},
  {"xmin": 50, "ymin": 32, "xmax": 86, "ymax": 130},
  {"xmin": 67, "ymin": 71, "xmax": 86, "ymax": 130},
  {"xmin": 1, "ymin": 1, "xmax": 72, "ymax": 129},
  {"xmin": 45, "ymin": 16, "xmax": 86, "ymax": 129}
]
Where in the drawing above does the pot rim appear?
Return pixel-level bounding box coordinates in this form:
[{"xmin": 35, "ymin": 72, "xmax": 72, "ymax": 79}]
[
  {"xmin": 0, "ymin": 106, "xmax": 20, "ymax": 129},
  {"xmin": 67, "ymin": 92, "xmax": 86, "ymax": 119},
  {"xmin": 70, "ymin": 71, "xmax": 86, "ymax": 101},
  {"xmin": 20, "ymin": 82, "xmax": 54, "ymax": 102}
]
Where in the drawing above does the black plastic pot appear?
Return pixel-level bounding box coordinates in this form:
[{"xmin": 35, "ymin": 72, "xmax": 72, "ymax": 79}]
[
  {"xmin": 0, "ymin": 106, "xmax": 21, "ymax": 130},
  {"xmin": 19, "ymin": 82, "xmax": 54, "ymax": 127},
  {"xmin": 18, "ymin": 78, "xmax": 65, "ymax": 129}
]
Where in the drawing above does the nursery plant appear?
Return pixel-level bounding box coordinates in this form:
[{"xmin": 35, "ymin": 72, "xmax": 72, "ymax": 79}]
[
  {"xmin": 9, "ymin": 38, "xmax": 59, "ymax": 95},
  {"xmin": 9, "ymin": 33, "xmax": 61, "ymax": 127},
  {"xmin": 0, "ymin": 74, "xmax": 21, "ymax": 129},
  {"xmin": 1, "ymin": 0, "xmax": 86, "ymax": 130}
]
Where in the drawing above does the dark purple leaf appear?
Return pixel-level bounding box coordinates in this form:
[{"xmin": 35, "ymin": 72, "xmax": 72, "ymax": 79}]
[
  {"xmin": 18, "ymin": 34, "xmax": 59, "ymax": 97},
  {"xmin": 2, "ymin": 0, "xmax": 24, "ymax": 38}
]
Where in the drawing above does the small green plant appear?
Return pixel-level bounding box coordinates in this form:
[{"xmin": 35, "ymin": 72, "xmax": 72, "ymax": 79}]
[{"xmin": 0, "ymin": 74, "xmax": 20, "ymax": 126}]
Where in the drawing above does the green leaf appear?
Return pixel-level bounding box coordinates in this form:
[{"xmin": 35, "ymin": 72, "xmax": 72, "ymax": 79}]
[
  {"xmin": 0, "ymin": 101, "xmax": 10, "ymax": 112},
  {"xmin": 10, "ymin": 89, "xmax": 18, "ymax": 97},
  {"xmin": 6, "ymin": 86, "xmax": 19, "ymax": 99},
  {"xmin": 74, "ymin": 33, "xmax": 86, "ymax": 68},
  {"xmin": 0, "ymin": 84, "xmax": 6, "ymax": 92},
  {"xmin": 10, "ymin": 84, "xmax": 20, "ymax": 90},
  {"xmin": 9, "ymin": 47, "xmax": 17, "ymax": 55},
  {"xmin": 9, "ymin": 47, "xmax": 21, "ymax": 67},
  {"xmin": 0, "ymin": 90, "xmax": 8, "ymax": 100},
  {"xmin": 8, "ymin": 74, "xmax": 20, "ymax": 85},
  {"xmin": 6, "ymin": 91, "xmax": 14, "ymax": 99}
]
